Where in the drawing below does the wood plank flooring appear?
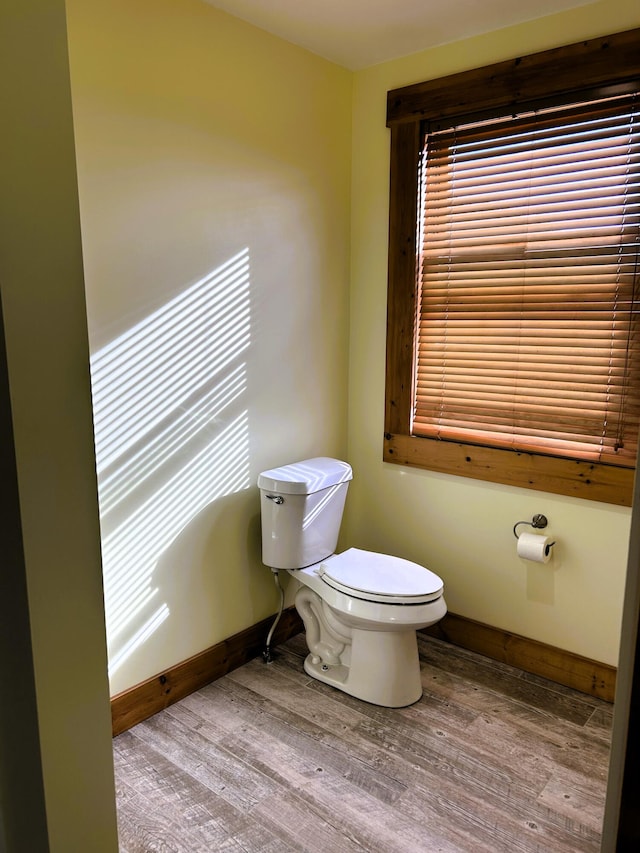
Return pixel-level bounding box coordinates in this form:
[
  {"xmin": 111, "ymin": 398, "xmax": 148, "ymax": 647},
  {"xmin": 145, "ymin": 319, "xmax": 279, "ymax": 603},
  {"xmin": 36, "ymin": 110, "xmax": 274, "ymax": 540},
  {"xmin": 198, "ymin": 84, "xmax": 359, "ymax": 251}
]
[{"xmin": 113, "ymin": 633, "xmax": 613, "ymax": 852}]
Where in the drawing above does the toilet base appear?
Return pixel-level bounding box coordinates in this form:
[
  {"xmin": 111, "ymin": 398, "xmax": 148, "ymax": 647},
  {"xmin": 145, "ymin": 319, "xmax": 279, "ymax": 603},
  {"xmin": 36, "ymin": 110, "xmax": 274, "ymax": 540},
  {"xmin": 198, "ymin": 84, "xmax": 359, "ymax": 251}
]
[{"xmin": 302, "ymin": 627, "xmax": 423, "ymax": 708}]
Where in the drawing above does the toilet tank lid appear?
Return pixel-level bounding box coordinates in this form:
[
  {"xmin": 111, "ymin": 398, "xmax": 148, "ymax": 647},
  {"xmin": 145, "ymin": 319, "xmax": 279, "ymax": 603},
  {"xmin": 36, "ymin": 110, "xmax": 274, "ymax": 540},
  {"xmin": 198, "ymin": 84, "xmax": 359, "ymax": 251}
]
[{"xmin": 258, "ymin": 457, "xmax": 353, "ymax": 495}]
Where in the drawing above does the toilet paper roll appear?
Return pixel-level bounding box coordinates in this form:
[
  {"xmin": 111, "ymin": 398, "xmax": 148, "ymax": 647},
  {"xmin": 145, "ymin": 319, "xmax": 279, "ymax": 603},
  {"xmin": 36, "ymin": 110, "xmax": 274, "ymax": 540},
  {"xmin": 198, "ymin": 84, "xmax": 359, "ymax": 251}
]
[{"xmin": 517, "ymin": 531, "xmax": 553, "ymax": 563}]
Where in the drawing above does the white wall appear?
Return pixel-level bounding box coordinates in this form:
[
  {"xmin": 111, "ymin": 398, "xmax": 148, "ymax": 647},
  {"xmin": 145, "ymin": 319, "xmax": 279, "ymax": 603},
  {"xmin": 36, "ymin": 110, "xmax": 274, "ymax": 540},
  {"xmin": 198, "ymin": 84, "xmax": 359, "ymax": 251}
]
[
  {"xmin": 66, "ymin": 0, "xmax": 352, "ymax": 695},
  {"xmin": 347, "ymin": 0, "xmax": 640, "ymax": 666}
]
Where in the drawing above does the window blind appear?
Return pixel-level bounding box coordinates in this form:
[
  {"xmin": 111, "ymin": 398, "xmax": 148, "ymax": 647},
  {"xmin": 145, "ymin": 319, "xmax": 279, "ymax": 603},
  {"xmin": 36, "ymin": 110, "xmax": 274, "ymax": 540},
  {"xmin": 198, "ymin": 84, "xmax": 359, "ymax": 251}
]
[{"xmin": 414, "ymin": 95, "xmax": 640, "ymax": 465}]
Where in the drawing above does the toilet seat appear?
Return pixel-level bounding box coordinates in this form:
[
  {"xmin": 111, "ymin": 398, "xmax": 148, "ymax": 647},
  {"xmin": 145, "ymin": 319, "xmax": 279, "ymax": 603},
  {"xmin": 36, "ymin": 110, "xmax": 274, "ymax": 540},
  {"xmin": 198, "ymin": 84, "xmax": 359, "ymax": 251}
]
[{"xmin": 318, "ymin": 548, "xmax": 443, "ymax": 605}]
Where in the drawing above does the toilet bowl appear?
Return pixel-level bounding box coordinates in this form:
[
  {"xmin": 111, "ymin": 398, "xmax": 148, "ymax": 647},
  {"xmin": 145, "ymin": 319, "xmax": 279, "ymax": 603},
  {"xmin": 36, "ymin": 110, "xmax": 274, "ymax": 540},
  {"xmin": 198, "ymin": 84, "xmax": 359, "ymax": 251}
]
[
  {"xmin": 258, "ymin": 457, "xmax": 446, "ymax": 707},
  {"xmin": 293, "ymin": 548, "xmax": 446, "ymax": 706}
]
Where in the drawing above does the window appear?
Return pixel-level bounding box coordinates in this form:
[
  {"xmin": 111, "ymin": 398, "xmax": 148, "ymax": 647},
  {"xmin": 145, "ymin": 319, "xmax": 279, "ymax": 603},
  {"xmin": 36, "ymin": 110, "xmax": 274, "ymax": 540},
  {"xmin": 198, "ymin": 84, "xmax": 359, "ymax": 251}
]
[{"xmin": 384, "ymin": 28, "xmax": 640, "ymax": 506}]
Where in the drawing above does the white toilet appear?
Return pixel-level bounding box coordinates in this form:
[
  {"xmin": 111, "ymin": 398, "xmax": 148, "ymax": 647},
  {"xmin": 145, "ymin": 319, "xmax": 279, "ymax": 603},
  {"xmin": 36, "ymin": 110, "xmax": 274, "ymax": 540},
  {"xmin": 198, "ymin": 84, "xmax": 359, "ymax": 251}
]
[{"xmin": 258, "ymin": 457, "xmax": 446, "ymax": 707}]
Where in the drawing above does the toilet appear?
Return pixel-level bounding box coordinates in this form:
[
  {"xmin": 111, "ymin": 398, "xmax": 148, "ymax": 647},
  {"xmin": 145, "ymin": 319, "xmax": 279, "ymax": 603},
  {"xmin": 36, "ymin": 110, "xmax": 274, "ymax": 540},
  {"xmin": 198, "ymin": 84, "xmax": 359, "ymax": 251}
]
[{"xmin": 258, "ymin": 457, "xmax": 446, "ymax": 707}]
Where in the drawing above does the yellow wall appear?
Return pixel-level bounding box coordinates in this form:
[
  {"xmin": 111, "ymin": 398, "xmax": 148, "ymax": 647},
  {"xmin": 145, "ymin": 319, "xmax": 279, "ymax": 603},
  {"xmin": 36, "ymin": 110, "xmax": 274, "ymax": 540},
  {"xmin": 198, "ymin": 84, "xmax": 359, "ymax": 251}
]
[
  {"xmin": 66, "ymin": 0, "xmax": 352, "ymax": 695},
  {"xmin": 66, "ymin": 0, "xmax": 640, "ymax": 700},
  {"xmin": 347, "ymin": 0, "xmax": 640, "ymax": 666},
  {"xmin": 0, "ymin": 0, "xmax": 118, "ymax": 848}
]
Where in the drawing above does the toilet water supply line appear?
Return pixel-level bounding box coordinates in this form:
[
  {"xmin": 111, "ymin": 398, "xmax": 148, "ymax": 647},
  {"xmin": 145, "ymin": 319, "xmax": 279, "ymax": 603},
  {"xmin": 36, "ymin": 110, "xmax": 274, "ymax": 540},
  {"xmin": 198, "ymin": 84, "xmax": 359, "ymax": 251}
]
[{"xmin": 263, "ymin": 569, "xmax": 284, "ymax": 663}]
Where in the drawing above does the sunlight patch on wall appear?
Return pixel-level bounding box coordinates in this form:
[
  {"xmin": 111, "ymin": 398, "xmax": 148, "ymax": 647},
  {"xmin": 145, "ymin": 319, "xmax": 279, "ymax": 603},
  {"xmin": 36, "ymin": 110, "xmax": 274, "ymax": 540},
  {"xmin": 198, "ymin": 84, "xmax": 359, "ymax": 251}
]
[{"xmin": 89, "ymin": 249, "xmax": 252, "ymax": 683}]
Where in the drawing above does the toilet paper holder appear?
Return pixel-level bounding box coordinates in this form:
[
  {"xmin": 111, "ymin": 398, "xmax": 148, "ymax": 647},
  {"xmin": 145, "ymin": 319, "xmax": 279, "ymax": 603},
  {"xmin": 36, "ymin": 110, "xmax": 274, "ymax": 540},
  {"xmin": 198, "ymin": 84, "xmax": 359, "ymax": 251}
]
[{"xmin": 513, "ymin": 514, "xmax": 555, "ymax": 546}]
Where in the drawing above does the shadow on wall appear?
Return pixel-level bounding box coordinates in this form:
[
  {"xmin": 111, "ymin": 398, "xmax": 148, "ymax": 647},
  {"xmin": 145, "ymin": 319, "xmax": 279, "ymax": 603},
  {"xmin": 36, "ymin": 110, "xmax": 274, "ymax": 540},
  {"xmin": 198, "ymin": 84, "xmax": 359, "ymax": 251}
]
[{"xmin": 89, "ymin": 249, "xmax": 252, "ymax": 687}]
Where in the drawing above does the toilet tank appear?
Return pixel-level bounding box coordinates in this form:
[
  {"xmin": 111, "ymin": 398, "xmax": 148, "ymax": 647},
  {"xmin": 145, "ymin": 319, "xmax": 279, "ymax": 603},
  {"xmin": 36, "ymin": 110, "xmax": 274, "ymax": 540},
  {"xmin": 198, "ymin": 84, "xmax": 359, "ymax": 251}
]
[{"xmin": 258, "ymin": 457, "xmax": 353, "ymax": 569}]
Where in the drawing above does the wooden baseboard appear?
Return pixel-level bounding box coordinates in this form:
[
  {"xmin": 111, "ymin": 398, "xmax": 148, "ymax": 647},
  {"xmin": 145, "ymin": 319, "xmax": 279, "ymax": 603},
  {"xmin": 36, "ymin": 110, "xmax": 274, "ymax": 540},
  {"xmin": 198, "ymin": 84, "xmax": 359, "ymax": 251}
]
[
  {"xmin": 111, "ymin": 607, "xmax": 303, "ymax": 736},
  {"xmin": 112, "ymin": 607, "xmax": 615, "ymax": 736},
  {"xmin": 422, "ymin": 612, "xmax": 616, "ymax": 703}
]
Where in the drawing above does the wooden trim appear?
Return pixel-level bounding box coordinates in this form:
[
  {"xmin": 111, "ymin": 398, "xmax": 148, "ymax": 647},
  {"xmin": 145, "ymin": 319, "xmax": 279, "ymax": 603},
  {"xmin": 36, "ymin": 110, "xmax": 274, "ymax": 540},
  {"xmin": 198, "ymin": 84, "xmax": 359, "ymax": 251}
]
[
  {"xmin": 385, "ymin": 121, "xmax": 421, "ymax": 435},
  {"xmin": 384, "ymin": 432, "xmax": 634, "ymax": 507},
  {"xmin": 110, "ymin": 607, "xmax": 303, "ymax": 736},
  {"xmin": 112, "ymin": 605, "xmax": 614, "ymax": 736},
  {"xmin": 422, "ymin": 612, "xmax": 616, "ymax": 703},
  {"xmin": 111, "ymin": 607, "xmax": 616, "ymax": 737},
  {"xmin": 387, "ymin": 28, "xmax": 640, "ymax": 126}
]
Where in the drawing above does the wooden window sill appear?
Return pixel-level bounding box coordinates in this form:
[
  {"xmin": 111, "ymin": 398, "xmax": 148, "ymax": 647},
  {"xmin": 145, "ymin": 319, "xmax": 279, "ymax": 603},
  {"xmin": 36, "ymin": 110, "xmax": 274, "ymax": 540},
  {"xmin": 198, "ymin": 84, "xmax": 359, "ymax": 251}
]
[{"xmin": 383, "ymin": 432, "xmax": 634, "ymax": 506}]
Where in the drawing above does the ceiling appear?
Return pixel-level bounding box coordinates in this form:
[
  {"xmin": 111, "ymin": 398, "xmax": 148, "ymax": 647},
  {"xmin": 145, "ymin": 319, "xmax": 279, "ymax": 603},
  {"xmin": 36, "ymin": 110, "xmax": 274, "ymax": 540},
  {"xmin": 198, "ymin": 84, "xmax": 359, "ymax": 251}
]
[{"xmin": 204, "ymin": 0, "xmax": 594, "ymax": 70}]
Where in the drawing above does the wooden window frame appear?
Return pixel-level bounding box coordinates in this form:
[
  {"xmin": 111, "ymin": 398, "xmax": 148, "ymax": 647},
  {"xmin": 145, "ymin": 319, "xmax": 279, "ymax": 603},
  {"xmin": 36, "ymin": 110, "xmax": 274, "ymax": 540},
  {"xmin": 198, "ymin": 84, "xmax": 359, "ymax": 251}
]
[{"xmin": 384, "ymin": 28, "xmax": 640, "ymax": 507}]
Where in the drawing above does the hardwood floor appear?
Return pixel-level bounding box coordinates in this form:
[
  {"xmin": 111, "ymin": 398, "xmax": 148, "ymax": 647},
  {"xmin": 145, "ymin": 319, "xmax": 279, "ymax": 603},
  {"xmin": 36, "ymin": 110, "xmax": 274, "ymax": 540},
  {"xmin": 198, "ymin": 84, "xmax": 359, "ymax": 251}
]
[{"xmin": 113, "ymin": 633, "xmax": 613, "ymax": 852}]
